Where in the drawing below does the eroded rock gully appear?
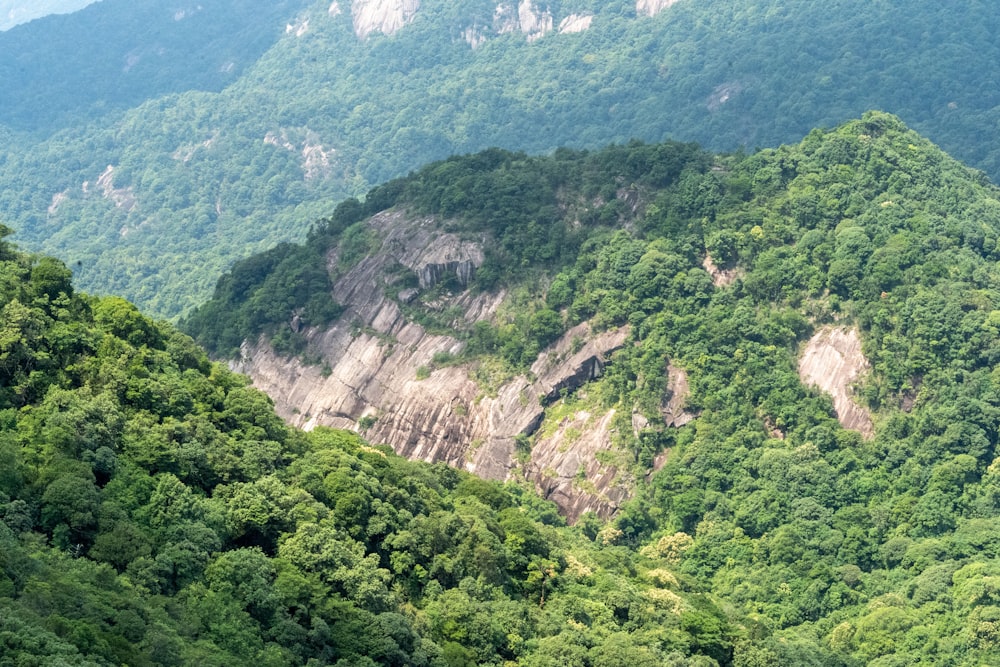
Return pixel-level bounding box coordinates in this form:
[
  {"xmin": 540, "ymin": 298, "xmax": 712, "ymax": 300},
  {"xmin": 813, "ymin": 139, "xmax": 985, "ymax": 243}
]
[{"xmin": 232, "ymin": 210, "xmax": 660, "ymax": 520}]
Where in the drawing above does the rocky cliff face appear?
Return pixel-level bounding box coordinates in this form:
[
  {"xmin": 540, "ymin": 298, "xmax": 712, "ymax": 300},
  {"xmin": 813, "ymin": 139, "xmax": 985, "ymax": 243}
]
[
  {"xmin": 232, "ymin": 209, "xmax": 650, "ymax": 519},
  {"xmin": 636, "ymin": 0, "xmax": 682, "ymax": 18},
  {"xmin": 798, "ymin": 326, "xmax": 874, "ymax": 438},
  {"xmin": 351, "ymin": 0, "xmax": 420, "ymax": 39},
  {"xmin": 494, "ymin": 0, "xmax": 553, "ymax": 42}
]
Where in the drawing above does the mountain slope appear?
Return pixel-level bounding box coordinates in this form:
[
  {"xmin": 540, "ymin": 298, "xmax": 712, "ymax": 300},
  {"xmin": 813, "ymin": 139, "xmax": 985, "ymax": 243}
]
[
  {"xmin": 188, "ymin": 113, "xmax": 1000, "ymax": 665},
  {"xmin": 0, "ymin": 231, "xmax": 735, "ymax": 665},
  {"xmin": 0, "ymin": 0, "xmax": 312, "ymax": 132},
  {"xmin": 6, "ymin": 0, "xmax": 1000, "ymax": 317}
]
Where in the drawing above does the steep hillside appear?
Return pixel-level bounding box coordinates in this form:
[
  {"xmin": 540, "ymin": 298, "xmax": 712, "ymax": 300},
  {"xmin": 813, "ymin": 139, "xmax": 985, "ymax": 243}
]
[
  {"xmin": 0, "ymin": 233, "xmax": 733, "ymax": 665},
  {"xmin": 189, "ymin": 113, "xmax": 1000, "ymax": 664},
  {"xmin": 5, "ymin": 0, "xmax": 1000, "ymax": 317}
]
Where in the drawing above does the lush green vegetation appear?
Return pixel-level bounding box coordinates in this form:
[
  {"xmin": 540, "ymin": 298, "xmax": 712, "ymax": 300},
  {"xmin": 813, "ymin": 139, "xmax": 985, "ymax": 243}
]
[
  {"xmin": 189, "ymin": 113, "xmax": 1000, "ymax": 664},
  {"xmin": 184, "ymin": 140, "xmax": 710, "ymax": 359},
  {"xmin": 0, "ymin": 229, "xmax": 735, "ymax": 664},
  {"xmin": 6, "ymin": 0, "xmax": 1000, "ymax": 317},
  {"xmin": 0, "ymin": 0, "xmax": 311, "ymax": 133}
]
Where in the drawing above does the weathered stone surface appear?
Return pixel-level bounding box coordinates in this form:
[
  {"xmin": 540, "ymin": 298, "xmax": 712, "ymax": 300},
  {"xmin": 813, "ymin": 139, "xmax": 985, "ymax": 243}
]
[
  {"xmin": 531, "ymin": 323, "xmax": 628, "ymax": 404},
  {"xmin": 558, "ymin": 14, "xmax": 592, "ymax": 34},
  {"xmin": 662, "ymin": 363, "xmax": 695, "ymax": 428},
  {"xmin": 636, "ymin": 0, "xmax": 681, "ymax": 18},
  {"xmin": 702, "ymin": 254, "xmax": 742, "ymax": 288},
  {"xmin": 494, "ymin": 1, "xmax": 553, "ymax": 41},
  {"xmin": 232, "ymin": 210, "xmax": 635, "ymax": 518},
  {"xmin": 529, "ymin": 409, "xmax": 630, "ymax": 522},
  {"xmin": 351, "ymin": 0, "xmax": 420, "ymax": 39},
  {"xmin": 369, "ymin": 211, "xmax": 485, "ymax": 289},
  {"xmin": 90, "ymin": 165, "xmax": 136, "ymax": 213},
  {"xmin": 798, "ymin": 326, "xmax": 874, "ymax": 438}
]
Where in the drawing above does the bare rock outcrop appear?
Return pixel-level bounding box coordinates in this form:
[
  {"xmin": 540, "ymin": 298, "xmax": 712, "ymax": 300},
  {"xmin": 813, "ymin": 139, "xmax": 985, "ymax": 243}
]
[
  {"xmin": 264, "ymin": 129, "xmax": 336, "ymax": 181},
  {"xmin": 662, "ymin": 363, "xmax": 695, "ymax": 427},
  {"xmin": 351, "ymin": 0, "xmax": 420, "ymax": 39},
  {"xmin": 637, "ymin": 0, "xmax": 682, "ymax": 18},
  {"xmin": 495, "ymin": 1, "xmax": 553, "ymax": 42},
  {"xmin": 233, "ymin": 209, "xmax": 637, "ymax": 518},
  {"xmin": 285, "ymin": 17, "xmax": 310, "ymax": 37},
  {"xmin": 530, "ymin": 409, "xmax": 628, "ymax": 522},
  {"xmin": 702, "ymin": 254, "xmax": 741, "ymax": 288},
  {"xmin": 558, "ymin": 14, "xmax": 593, "ymax": 34},
  {"xmin": 798, "ymin": 326, "xmax": 874, "ymax": 438},
  {"xmin": 463, "ymin": 25, "xmax": 488, "ymax": 49},
  {"xmin": 87, "ymin": 165, "xmax": 136, "ymax": 213}
]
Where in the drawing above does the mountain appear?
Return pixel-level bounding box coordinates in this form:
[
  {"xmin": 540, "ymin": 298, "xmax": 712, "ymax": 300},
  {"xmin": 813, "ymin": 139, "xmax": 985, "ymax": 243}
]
[
  {"xmin": 5, "ymin": 0, "xmax": 1000, "ymax": 318},
  {"xmin": 187, "ymin": 113, "xmax": 1000, "ymax": 665},
  {"xmin": 0, "ymin": 0, "xmax": 313, "ymax": 131},
  {"xmin": 0, "ymin": 0, "xmax": 97, "ymax": 31},
  {"xmin": 0, "ymin": 228, "xmax": 734, "ymax": 665}
]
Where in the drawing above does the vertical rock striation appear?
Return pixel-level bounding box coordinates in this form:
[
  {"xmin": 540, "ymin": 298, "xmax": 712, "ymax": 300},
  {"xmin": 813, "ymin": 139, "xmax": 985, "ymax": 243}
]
[
  {"xmin": 798, "ymin": 326, "xmax": 874, "ymax": 438},
  {"xmin": 232, "ymin": 210, "xmax": 641, "ymax": 518},
  {"xmin": 351, "ymin": 0, "xmax": 420, "ymax": 39}
]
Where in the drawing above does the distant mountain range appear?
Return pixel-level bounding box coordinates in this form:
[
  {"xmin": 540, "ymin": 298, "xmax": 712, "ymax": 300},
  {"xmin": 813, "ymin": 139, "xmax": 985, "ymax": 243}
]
[
  {"xmin": 0, "ymin": 0, "xmax": 98, "ymax": 30},
  {"xmin": 3, "ymin": 0, "xmax": 1000, "ymax": 318}
]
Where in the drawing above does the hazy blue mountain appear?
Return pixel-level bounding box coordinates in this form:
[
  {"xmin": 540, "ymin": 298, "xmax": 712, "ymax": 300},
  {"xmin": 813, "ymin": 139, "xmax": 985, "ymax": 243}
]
[
  {"xmin": 0, "ymin": 0, "xmax": 313, "ymax": 132},
  {"xmin": 0, "ymin": 0, "xmax": 98, "ymax": 31}
]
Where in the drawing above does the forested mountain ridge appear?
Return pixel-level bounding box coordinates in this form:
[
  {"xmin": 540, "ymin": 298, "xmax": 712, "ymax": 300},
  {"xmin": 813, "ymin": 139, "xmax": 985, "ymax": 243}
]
[
  {"xmin": 187, "ymin": 112, "xmax": 1000, "ymax": 664},
  {"xmin": 0, "ymin": 230, "xmax": 735, "ymax": 665},
  {"xmin": 0, "ymin": 0, "xmax": 313, "ymax": 132},
  {"xmin": 6, "ymin": 0, "xmax": 1000, "ymax": 318},
  {"xmin": 0, "ymin": 0, "xmax": 97, "ymax": 31}
]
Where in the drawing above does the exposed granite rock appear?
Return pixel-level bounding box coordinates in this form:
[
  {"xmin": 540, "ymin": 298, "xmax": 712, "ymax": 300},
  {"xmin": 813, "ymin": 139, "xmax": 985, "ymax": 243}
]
[
  {"xmin": 495, "ymin": 0, "xmax": 553, "ymax": 42},
  {"xmin": 637, "ymin": 0, "xmax": 681, "ymax": 18},
  {"xmin": 558, "ymin": 14, "xmax": 593, "ymax": 34},
  {"xmin": 368, "ymin": 211, "xmax": 484, "ymax": 289},
  {"xmin": 232, "ymin": 209, "xmax": 639, "ymax": 519},
  {"xmin": 798, "ymin": 326, "xmax": 874, "ymax": 438},
  {"xmin": 351, "ymin": 0, "xmax": 420, "ymax": 39},
  {"xmin": 662, "ymin": 363, "xmax": 695, "ymax": 427},
  {"xmin": 89, "ymin": 165, "xmax": 136, "ymax": 213},
  {"xmin": 463, "ymin": 25, "xmax": 488, "ymax": 49},
  {"xmin": 286, "ymin": 17, "xmax": 310, "ymax": 37},
  {"xmin": 702, "ymin": 253, "xmax": 742, "ymax": 288},
  {"xmin": 264, "ymin": 129, "xmax": 336, "ymax": 181},
  {"xmin": 529, "ymin": 409, "xmax": 629, "ymax": 522}
]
